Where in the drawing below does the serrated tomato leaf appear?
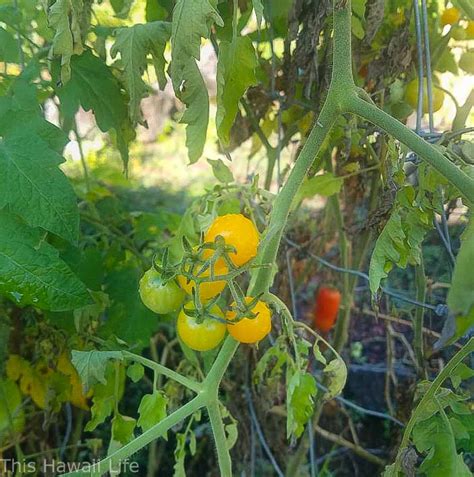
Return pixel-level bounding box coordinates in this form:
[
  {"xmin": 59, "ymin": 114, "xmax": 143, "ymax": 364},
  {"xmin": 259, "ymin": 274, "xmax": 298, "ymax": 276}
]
[
  {"xmin": 0, "ymin": 211, "xmax": 90, "ymax": 311},
  {"xmin": 216, "ymin": 36, "xmax": 257, "ymax": 146},
  {"xmin": 53, "ymin": 49, "xmax": 133, "ymax": 169},
  {"xmin": 71, "ymin": 350, "xmax": 123, "ymax": 391},
  {"xmin": 111, "ymin": 22, "xmax": 171, "ymax": 124},
  {"xmin": 137, "ymin": 392, "xmax": 168, "ymax": 433},
  {"xmin": 0, "ymin": 134, "xmax": 79, "ymax": 242}
]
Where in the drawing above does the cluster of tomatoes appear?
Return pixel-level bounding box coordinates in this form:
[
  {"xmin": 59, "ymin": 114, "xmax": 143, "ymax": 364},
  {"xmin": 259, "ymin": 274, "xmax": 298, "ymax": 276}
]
[{"xmin": 139, "ymin": 214, "xmax": 272, "ymax": 352}]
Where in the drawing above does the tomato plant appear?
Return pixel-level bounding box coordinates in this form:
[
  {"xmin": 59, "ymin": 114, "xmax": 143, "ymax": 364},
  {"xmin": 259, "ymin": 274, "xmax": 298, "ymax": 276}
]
[{"xmin": 0, "ymin": 0, "xmax": 473, "ymax": 475}]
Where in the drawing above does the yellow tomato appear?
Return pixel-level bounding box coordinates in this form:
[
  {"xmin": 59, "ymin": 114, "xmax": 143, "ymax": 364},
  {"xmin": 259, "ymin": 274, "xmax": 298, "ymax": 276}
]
[
  {"xmin": 405, "ymin": 78, "xmax": 445, "ymax": 113},
  {"xmin": 204, "ymin": 214, "xmax": 260, "ymax": 267},
  {"xmin": 178, "ymin": 248, "xmax": 228, "ymax": 301},
  {"xmin": 177, "ymin": 303, "xmax": 226, "ymax": 351},
  {"xmin": 226, "ymin": 298, "xmax": 272, "ymax": 344},
  {"xmin": 441, "ymin": 7, "xmax": 461, "ymax": 26}
]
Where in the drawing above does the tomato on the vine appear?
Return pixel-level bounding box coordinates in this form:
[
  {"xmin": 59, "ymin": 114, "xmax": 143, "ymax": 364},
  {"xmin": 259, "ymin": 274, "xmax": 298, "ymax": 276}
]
[
  {"xmin": 177, "ymin": 303, "xmax": 226, "ymax": 351},
  {"xmin": 177, "ymin": 249, "xmax": 228, "ymax": 301},
  {"xmin": 313, "ymin": 287, "xmax": 341, "ymax": 333},
  {"xmin": 441, "ymin": 7, "xmax": 460, "ymax": 26},
  {"xmin": 226, "ymin": 298, "xmax": 271, "ymax": 344},
  {"xmin": 405, "ymin": 79, "xmax": 445, "ymax": 113},
  {"xmin": 204, "ymin": 214, "xmax": 259, "ymax": 267},
  {"xmin": 139, "ymin": 268, "xmax": 185, "ymax": 314}
]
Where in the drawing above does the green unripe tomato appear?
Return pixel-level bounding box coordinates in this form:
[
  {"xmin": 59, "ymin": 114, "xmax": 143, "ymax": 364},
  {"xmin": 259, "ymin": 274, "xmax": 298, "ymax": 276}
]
[
  {"xmin": 451, "ymin": 26, "xmax": 466, "ymax": 41},
  {"xmin": 405, "ymin": 78, "xmax": 445, "ymax": 113},
  {"xmin": 0, "ymin": 379, "xmax": 25, "ymax": 443},
  {"xmin": 459, "ymin": 51, "xmax": 474, "ymax": 75},
  {"xmin": 139, "ymin": 268, "xmax": 185, "ymax": 314}
]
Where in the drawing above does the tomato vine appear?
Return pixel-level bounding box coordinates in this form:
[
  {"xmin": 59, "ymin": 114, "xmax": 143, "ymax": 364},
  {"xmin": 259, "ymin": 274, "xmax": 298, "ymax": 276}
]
[{"xmin": 55, "ymin": 1, "xmax": 474, "ymax": 475}]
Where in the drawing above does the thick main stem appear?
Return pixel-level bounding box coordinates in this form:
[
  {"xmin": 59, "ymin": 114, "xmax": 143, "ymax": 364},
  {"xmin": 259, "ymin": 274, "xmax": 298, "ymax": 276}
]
[
  {"xmin": 345, "ymin": 95, "xmax": 474, "ymax": 204},
  {"xmin": 207, "ymin": 401, "xmax": 232, "ymax": 477}
]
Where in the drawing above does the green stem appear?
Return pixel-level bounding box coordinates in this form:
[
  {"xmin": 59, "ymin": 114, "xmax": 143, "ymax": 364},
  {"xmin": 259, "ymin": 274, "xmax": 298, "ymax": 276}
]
[
  {"xmin": 62, "ymin": 394, "xmax": 206, "ymax": 477},
  {"xmin": 207, "ymin": 401, "xmax": 232, "ymax": 477},
  {"xmin": 251, "ymin": 96, "xmax": 339, "ymax": 295},
  {"xmin": 331, "ymin": 193, "xmax": 351, "ymax": 353},
  {"xmin": 345, "ymin": 95, "xmax": 474, "ymax": 204},
  {"xmin": 122, "ymin": 351, "xmax": 202, "ymax": 393},
  {"xmin": 414, "ymin": 259, "xmax": 426, "ymax": 376},
  {"xmin": 391, "ymin": 337, "xmax": 474, "ymax": 475}
]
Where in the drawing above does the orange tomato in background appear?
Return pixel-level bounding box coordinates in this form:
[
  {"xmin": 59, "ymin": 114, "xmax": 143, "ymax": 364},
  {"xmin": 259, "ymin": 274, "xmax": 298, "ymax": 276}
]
[{"xmin": 313, "ymin": 287, "xmax": 341, "ymax": 333}]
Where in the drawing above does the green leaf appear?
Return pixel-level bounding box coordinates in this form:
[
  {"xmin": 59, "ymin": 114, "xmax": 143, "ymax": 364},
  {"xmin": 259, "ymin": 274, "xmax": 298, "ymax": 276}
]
[
  {"xmin": 286, "ymin": 370, "xmax": 317, "ymax": 439},
  {"xmin": 111, "ymin": 413, "xmax": 136, "ymax": 445},
  {"xmin": 48, "ymin": 0, "xmax": 86, "ymax": 83},
  {"xmin": 252, "ymin": 0, "xmax": 264, "ymax": 29},
  {"xmin": 137, "ymin": 392, "xmax": 168, "ymax": 433},
  {"xmin": 0, "ymin": 133, "xmax": 79, "ymax": 242},
  {"xmin": 351, "ymin": 15, "xmax": 365, "ymax": 40},
  {"xmin": 295, "ymin": 173, "xmax": 344, "ymax": 206},
  {"xmin": 448, "ymin": 219, "xmax": 474, "ymax": 326},
  {"xmin": 111, "ymin": 22, "xmax": 171, "ymax": 124},
  {"xmin": 0, "ymin": 27, "xmax": 19, "ymax": 62},
  {"xmin": 85, "ymin": 364, "xmax": 126, "ymax": 431},
  {"xmin": 101, "ymin": 261, "xmax": 160, "ymax": 347},
  {"xmin": 172, "ymin": 58, "xmax": 210, "ymax": 163},
  {"xmin": 54, "ymin": 49, "xmax": 133, "ymax": 168},
  {"xmin": 207, "ymin": 158, "xmax": 234, "ymax": 184},
  {"xmin": 171, "ymin": 0, "xmax": 222, "ymax": 68},
  {"xmin": 170, "ymin": 0, "xmax": 223, "ymax": 162},
  {"xmin": 450, "ymin": 363, "xmax": 474, "ymax": 390},
  {"xmin": 71, "ymin": 350, "xmax": 123, "ymax": 391},
  {"xmin": 0, "ymin": 211, "xmax": 90, "ymax": 311},
  {"xmin": 0, "ymin": 79, "xmax": 67, "ymax": 154},
  {"xmin": 413, "ymin": 414, "xmax": 471, "ymax": 477},
  {"xmin": 126, "ymin": 362, "xmax": 145, "ymax": 383},
  {"xmin": 220, "ymin": 405, "xmax": 238, "ymax": 450},
  {"xmin": 369, "ymin": 212, "xmax": 403, "ymax": 292},
  {"xmin": 324, "ymin": 358, "xmax": 347, "ymax": 399},
  {"xmin": 216, "ymin": 36, "xmax": 257, "ymax": 146}
]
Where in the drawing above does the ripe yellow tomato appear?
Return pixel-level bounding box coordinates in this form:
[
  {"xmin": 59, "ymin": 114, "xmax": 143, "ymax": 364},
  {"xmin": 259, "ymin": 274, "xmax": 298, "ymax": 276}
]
[
  {"xmin": 178, "ymin": 249, "xmax": 228, "ymax": 301},
  {"xmin": 177, "ymin": 303, "xmax": 226, "ymax": 351},
  {"xmin": 226, "ymin": 298, "xmax": 271, "ymax": 344},
  {"xmin": 441, "ymin": 7, "xmax": 460, "ymax": 26},
  {"xmin": 204, "ymin": 214, "xmax": 259, "ymax": 267},
  {"xmin": 405, "ymin": 78, "xmax": 445, "ymax": 113}
]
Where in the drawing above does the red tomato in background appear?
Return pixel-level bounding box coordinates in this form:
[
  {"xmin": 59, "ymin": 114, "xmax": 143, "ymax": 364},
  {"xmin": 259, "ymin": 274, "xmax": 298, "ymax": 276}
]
[{"xmin": 313, "ymin": 287, "xmax": 341, "ymax": 333}]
